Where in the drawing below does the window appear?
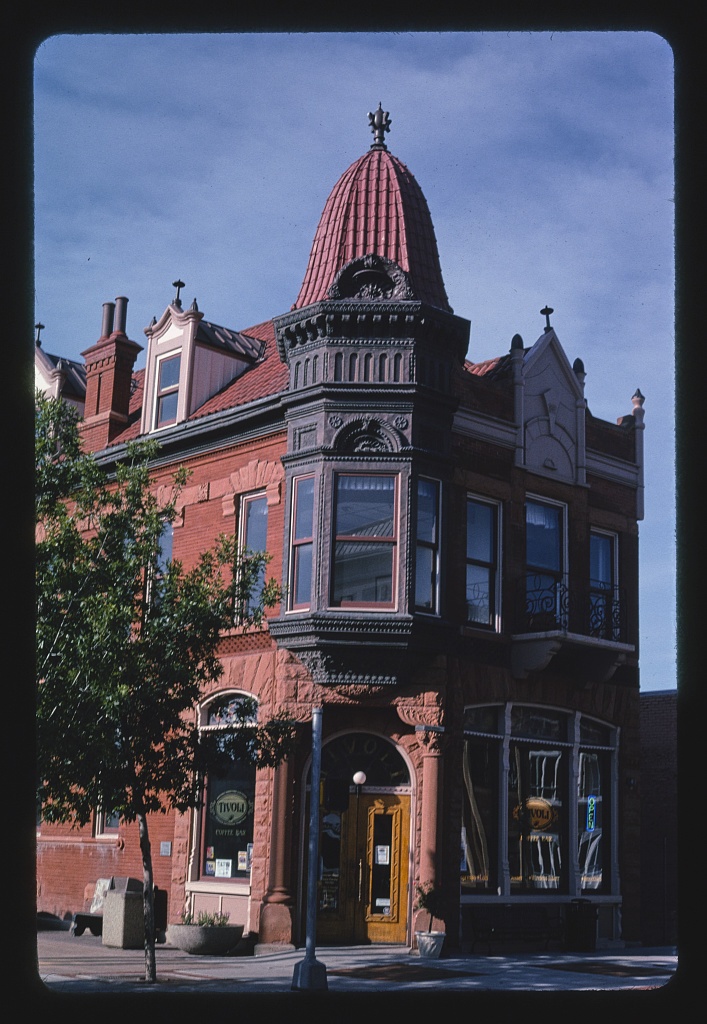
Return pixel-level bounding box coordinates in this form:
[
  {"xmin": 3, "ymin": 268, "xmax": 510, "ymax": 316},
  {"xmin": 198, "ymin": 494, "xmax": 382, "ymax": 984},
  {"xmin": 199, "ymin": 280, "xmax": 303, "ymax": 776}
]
[
  {"xmin": 466, "ymin": 497, "xmax": 499, "ymax": 628},
  {"xmin": 155, "ymin": 353, "xmax": 181, "ymax": 427},
  {"xmin": 525, "ymin": 499, "xmax": 567, "ymax": 629},
  {"xmin": 590, "ymin": 531, "xmax": 619, "ymax": 640},
  {"xmin": 461, "ymin": 705, "xmax": 616, "ymax": 897},
  {"xmin": 239, "ymin": 493, "xmax": 268, "ymax": 616},
  {"xmin": 198, "ymin": 695, "xmax": 257, "ymax": 881},
  {"xmin": 95, "ymin": 808, "xmax": 120, "ymax": 837},
  {"xmin": 415, "ymin": 478, "xmax": 440, "ymax": 613},
  {"xmin": 290, "ymin": 476, "xmax": 314, "ymax": 610},
  {"xmin": 330, "ymin": 474, "xmax": 397, "ymax": 608}
]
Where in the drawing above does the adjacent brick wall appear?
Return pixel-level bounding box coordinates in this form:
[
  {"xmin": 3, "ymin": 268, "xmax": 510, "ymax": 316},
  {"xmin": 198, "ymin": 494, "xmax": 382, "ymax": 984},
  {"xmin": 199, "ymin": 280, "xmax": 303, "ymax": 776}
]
[{"xmin": 640, "ymin": 689, "xmax": 678, "ymax": 945}]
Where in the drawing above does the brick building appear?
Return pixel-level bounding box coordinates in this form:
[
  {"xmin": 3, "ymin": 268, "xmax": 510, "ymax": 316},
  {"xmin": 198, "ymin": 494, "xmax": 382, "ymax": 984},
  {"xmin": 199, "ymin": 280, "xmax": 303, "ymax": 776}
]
[{"xmin": 36, "ymin": 108, "xmax": 646, "ymax": 951}]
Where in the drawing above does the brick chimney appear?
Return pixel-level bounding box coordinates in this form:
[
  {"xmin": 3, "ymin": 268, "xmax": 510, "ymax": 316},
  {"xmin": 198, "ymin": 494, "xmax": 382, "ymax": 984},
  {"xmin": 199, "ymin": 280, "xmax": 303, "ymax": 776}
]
[{"xmin": 80, "ymin": 296, "xmax": 142, "ymax": 451}]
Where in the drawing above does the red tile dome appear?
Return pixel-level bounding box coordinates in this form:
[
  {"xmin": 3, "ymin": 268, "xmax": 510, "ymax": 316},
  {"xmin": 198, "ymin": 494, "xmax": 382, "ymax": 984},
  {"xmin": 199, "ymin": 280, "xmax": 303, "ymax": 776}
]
[{"xmin": 293, "ymin": 113, "xmax": 452, "ymax": 313}]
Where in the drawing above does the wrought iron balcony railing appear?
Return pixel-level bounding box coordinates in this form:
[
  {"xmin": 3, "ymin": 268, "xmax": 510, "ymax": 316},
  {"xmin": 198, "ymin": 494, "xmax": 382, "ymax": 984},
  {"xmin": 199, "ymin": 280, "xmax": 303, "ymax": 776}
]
[{"xmin": 516, "ymin": 576, "xmax": 627, "ymax": 642}]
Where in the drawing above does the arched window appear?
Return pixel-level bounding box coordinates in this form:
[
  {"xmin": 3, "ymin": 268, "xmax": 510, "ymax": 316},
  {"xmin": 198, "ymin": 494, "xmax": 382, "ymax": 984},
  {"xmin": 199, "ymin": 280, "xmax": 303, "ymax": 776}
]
[{"xmin": 197, "ymin": 693, "xmax": 257, "ymax": 881}]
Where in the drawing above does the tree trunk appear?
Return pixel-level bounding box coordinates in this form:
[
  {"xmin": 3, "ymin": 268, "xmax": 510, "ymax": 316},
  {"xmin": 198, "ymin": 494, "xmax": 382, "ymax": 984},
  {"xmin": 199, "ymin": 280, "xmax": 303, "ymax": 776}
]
[{"xmin": 137, "ymin": 810, "xmax": 157, "ymax": 984}]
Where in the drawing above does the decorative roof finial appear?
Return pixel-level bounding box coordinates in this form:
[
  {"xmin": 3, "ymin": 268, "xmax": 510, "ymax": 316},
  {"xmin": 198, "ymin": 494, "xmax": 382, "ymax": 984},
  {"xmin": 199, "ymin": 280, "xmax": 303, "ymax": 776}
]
[
  {"xmin": 172, "ymin": 279, "xmax": 185, "ymax": 306},
  {"xmin": 368, "ymin": 103, "xmax": 391, "ymax": 149},
  {"xmin": 35, "ymin": 322, "xmax": 45, "ymax": 346},
  {"xmin": 540, "ymin": 306, "xmax": 554, "ymax": 331}
]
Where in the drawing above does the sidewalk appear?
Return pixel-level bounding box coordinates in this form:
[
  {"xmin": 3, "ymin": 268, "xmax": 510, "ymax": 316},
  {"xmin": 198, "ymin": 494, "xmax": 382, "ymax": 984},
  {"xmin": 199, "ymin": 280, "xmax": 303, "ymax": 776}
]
[{"xmin": 33, "ymin": 926, "xmax": 679, "ymax": 998}]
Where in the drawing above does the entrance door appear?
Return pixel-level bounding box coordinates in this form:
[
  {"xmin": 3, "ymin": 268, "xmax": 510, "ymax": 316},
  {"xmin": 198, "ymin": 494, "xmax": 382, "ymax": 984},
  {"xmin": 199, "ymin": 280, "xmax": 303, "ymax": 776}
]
[{"xmin": 316, "ymin": 792, "xmax": 410, "ymax": 944}]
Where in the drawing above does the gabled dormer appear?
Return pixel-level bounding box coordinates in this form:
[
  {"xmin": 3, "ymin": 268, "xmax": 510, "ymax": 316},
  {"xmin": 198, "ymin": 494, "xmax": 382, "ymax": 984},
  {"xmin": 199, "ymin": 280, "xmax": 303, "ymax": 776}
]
[
  {"xmin": 140, "ymin": 281, "xmax": 264, "ymax": 435},
  {"xmin": 510, "ymin": 311, "xmax": 588, "ymax": 485}
]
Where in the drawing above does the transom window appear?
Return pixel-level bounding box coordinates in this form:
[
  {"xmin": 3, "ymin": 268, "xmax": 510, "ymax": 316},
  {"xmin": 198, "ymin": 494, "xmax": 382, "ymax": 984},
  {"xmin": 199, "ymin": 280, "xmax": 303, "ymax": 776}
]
[
  {"xmin": 330, "ymin": 474, "xmax": 397, "ymax": 608},
  {"xmin": 155, "ymin": 353, "xmax": 181, "ymax": 428}
]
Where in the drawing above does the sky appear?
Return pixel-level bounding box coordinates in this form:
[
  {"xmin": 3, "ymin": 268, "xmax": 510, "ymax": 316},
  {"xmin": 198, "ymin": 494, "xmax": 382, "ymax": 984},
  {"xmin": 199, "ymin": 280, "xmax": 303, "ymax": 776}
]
[{"xmin": 32, "ymin": 30, "xmax": 676, "ymax": 691}]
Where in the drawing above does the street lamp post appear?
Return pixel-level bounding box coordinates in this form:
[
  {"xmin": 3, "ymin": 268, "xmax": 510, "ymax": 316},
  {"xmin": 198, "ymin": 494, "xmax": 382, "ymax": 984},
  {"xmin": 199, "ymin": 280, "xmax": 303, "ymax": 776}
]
[{"xmin": 292, "ymin": 706, "xmax": 328, "ymax": 991}]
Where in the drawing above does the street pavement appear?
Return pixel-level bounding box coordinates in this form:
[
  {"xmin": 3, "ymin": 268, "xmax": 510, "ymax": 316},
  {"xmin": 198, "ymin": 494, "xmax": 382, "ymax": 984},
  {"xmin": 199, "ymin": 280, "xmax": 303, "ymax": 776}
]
[{"xmin": 31, "ymin": 926, "xmax": 681, "ymax": 1003}]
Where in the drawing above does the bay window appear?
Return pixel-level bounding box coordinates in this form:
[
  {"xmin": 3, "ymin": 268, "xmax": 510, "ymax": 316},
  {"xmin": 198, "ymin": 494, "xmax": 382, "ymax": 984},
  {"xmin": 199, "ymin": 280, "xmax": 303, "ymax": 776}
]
[
  {"xmin": 290, "ymin": 475, "xmax": 314, "ymax": 610},
  {"xmin": 415, "ymin": 478, "xmax": 440, "ymax": 613},
  {"xmin": 330, "ymin": 474, "xmax": 397, "ymax": 608}
]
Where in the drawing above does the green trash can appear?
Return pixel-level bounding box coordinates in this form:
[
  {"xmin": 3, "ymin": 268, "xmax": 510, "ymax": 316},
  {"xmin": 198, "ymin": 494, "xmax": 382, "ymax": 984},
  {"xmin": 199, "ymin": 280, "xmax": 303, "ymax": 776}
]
[{"xmin": 565, "ymin": 899, "xmax": 597, "ymax": 952}]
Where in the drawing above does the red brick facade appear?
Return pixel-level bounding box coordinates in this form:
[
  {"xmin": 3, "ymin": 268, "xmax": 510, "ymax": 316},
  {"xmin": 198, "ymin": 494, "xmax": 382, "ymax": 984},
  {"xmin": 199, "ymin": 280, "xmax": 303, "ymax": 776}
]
[{"xmin": 37, "ymin": 114, "xmax": 647, "ymax": 950}]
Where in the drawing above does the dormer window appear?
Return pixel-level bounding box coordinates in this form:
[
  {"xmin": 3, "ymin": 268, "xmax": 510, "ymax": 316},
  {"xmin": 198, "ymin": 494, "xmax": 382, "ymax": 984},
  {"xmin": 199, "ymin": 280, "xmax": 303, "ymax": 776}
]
[{"xmin": 155, "ymin": 353, "xmax": 181, "ymax": 428}]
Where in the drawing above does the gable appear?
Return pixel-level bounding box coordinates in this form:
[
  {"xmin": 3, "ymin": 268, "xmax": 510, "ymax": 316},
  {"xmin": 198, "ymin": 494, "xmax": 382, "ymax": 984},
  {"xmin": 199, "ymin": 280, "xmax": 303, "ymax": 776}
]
[{"xmin": 522, "ymin": 329, "xmax": 585, "ymax": 484}]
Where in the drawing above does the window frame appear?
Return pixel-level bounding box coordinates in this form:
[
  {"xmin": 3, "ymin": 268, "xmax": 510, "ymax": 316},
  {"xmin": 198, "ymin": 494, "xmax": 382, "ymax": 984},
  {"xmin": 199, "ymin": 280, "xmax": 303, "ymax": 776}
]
[
  {"xmin": 465, "ymin": 495, "xmax": 501, "ymax": 630},
  {"xmin": 589, "ymin": 529, "xmax": 620, "ymax": 640},
  {"xmin": 524, "ymin": 496, "xmax": 568, "ymax": 630},
  {"xmin": 460, "ymin": 703, "xmax": 618, "ymax": 899},
  {"xmin": 154, "ymin": 351, "xmax": 181, "ymax": 429},
  {"xmin": 414, "ymin": 476, "xmax": 441, "ymax": 615},
  {"xmin": 195, "ymin": 692, "xmax": 258, "ymax": 884},
  {"xmin": 329, "ymin": 472, "xmax": 398, "ymax": 610},
  {"xmin": 238, "ymin": 490, "xmax": 269, "ymax": 618},
  {"xmin": 289, "ymin": 474, "xmax": 315, "ymax": 611}
]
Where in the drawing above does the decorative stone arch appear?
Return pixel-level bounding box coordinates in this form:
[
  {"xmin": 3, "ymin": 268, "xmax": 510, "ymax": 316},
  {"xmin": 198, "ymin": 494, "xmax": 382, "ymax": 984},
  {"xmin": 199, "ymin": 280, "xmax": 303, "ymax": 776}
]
[
  {"xmin": 524, "ymin": 416, "xmax": 576, "ymax": 480},
  {"xmin": 331, "ymin": 416, "xmax": 401, "ymax": 454},
  {"xmin": 221, "ymin": 459, "xmax": 284, "ymax": 517},
  {"xmin": 327, "ymin": 253, "xmax": 416, "ymax": 302}
]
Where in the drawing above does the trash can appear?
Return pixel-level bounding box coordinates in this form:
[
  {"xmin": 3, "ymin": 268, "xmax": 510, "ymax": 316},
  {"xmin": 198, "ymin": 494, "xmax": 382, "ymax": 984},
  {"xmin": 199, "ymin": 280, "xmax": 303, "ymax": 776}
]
[
  {"xmin": 564, "ymin": 899, "xmax": 598, "ymax": 952},
  {"xmin": 102, "ymin": 890, "xmax": 144, "ymax": 949}
]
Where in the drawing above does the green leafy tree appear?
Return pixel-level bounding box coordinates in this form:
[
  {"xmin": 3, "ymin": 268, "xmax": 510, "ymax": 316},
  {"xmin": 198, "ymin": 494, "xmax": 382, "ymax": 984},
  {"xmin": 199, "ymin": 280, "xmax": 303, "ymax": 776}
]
[{"xmin": 36, "ymin": 394, "xmax": 295, "ymax": 983}]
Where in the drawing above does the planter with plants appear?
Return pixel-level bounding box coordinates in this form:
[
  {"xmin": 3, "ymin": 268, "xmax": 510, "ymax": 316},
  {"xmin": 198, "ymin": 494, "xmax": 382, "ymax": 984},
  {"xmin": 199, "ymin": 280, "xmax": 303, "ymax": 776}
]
[
  {"xmin": 167, "ymin": 910, "xmax": 244, "ymax": 956},
  {"xmin": 414, "ymin": 882, "xmax": 446, "ymax": 959}
]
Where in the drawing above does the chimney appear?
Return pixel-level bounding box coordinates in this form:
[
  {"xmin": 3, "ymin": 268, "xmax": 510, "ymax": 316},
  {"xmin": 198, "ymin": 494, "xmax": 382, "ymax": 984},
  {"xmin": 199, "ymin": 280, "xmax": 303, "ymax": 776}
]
[
  {"xmin": 101, "ymin": 302, "xmax": 115, "ymax": 339},
  {"xmin": 80, "ymin": 296, "xmax": 142, "ymax": 451}
]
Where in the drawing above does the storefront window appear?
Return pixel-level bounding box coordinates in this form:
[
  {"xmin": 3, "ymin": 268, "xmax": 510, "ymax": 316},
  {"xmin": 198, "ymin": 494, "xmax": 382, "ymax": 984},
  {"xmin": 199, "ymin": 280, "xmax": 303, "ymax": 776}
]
[
  {"xmin": 461, "ymin": 705, "xmax": 615, "ymax": 898},
  {"xmin": 199, "ymin": 694, "xmax": 257, "ymax": 881}
]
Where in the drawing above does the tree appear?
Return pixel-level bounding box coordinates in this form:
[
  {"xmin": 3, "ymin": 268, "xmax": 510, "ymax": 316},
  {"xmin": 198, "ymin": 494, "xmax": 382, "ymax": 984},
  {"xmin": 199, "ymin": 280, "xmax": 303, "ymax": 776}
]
[{"xmin": 35, "ymin": 394, "xmax": 295, "ymax": 983}]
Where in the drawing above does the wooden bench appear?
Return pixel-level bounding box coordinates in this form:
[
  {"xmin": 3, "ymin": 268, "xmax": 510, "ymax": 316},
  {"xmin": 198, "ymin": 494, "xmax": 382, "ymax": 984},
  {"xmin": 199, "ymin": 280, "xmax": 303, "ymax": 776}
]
[{"xmin": 465, "ymin": 904, "xmax": 565, "ymax": 953}]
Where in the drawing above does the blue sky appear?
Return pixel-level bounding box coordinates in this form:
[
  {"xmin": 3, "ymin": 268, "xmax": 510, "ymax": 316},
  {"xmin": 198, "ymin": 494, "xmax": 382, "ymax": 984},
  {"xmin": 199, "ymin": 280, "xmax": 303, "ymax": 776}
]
[{"xmin": 32, "ymin": 31, "xmax": 676, "ymax": 690}]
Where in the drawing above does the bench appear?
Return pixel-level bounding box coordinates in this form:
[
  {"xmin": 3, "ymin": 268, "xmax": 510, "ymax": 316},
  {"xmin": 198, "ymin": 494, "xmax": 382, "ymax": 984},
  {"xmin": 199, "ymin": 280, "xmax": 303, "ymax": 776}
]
[{"xmin": 464, "ymin": 904, "xmax": 565, "ymax": 953}]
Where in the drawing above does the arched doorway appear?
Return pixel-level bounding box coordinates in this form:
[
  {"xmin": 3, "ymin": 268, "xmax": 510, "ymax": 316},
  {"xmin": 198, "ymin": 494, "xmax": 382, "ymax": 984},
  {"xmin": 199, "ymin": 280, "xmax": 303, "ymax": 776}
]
[{"xmin": 305, "ymin": 732, "xmax": 411, "ymax": 945}]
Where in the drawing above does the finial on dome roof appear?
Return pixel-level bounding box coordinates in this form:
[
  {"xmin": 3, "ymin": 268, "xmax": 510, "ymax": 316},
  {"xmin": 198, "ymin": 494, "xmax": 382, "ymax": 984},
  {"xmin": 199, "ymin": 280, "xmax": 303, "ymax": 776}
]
[
  {"xmin": 172, "ymin": 279, "xmax": 185, "ymax": 307},
  {"xmin": 368, "ymin": 103, "xmax": 391, "ymax": 149},
  {"xmin": 540, "ymin": 306, "xmax": 554, "ymax": 331},
  {"xmin": 35, "ymin": 321, "xmax": 45, "ymax": 346}
]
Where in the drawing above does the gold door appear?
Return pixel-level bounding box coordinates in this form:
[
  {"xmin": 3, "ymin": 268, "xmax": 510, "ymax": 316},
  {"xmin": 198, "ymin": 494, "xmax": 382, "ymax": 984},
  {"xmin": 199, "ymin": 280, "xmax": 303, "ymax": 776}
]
[{"xmin": 316, "ymin": 793, "xmax": 410, "ymax": 945}]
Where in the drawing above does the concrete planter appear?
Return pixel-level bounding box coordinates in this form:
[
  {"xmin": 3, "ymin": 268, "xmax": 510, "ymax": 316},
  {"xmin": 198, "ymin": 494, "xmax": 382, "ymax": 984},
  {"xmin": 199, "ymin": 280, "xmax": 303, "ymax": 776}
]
[
  {"xmin": 415, "ymin": 930, "xmax": 445, "ymax": 959},
  {"xmin": 167, "ymin": 923, "xmax": 244, "ymax": 956}
]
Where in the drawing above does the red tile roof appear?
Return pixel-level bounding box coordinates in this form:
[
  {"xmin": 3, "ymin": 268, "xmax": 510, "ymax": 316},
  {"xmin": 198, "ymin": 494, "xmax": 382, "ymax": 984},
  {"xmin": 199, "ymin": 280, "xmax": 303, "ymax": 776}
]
[
  {"xmin": 293, "ymin": 147, "xmax": 452, "ymax": 313},
  {"xmin": 107, "ymin": 321, "xmax": 288, "ymax": 448}
]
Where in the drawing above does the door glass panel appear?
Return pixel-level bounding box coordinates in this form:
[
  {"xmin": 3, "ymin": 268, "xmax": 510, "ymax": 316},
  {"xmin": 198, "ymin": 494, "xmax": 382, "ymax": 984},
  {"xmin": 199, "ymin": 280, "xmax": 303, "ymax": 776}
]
[{"xmin": 370, "ymin": 814, "xmax": 393, "ymax": 916}]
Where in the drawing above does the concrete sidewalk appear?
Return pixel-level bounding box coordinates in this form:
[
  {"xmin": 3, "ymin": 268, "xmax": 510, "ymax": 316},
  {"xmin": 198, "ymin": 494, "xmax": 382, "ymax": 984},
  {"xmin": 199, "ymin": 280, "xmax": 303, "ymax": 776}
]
[{"xmin": 34, "ymin": 926, "xmax": 679, "ymax": 997}]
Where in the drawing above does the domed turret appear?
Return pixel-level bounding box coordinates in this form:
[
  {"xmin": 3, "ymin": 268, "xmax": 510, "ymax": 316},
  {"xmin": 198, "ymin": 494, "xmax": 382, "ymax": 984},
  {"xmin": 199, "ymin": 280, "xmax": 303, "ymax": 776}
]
[{"xmin": 293, "ymin": 105, "xmax": 452, "ymax": 313}]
